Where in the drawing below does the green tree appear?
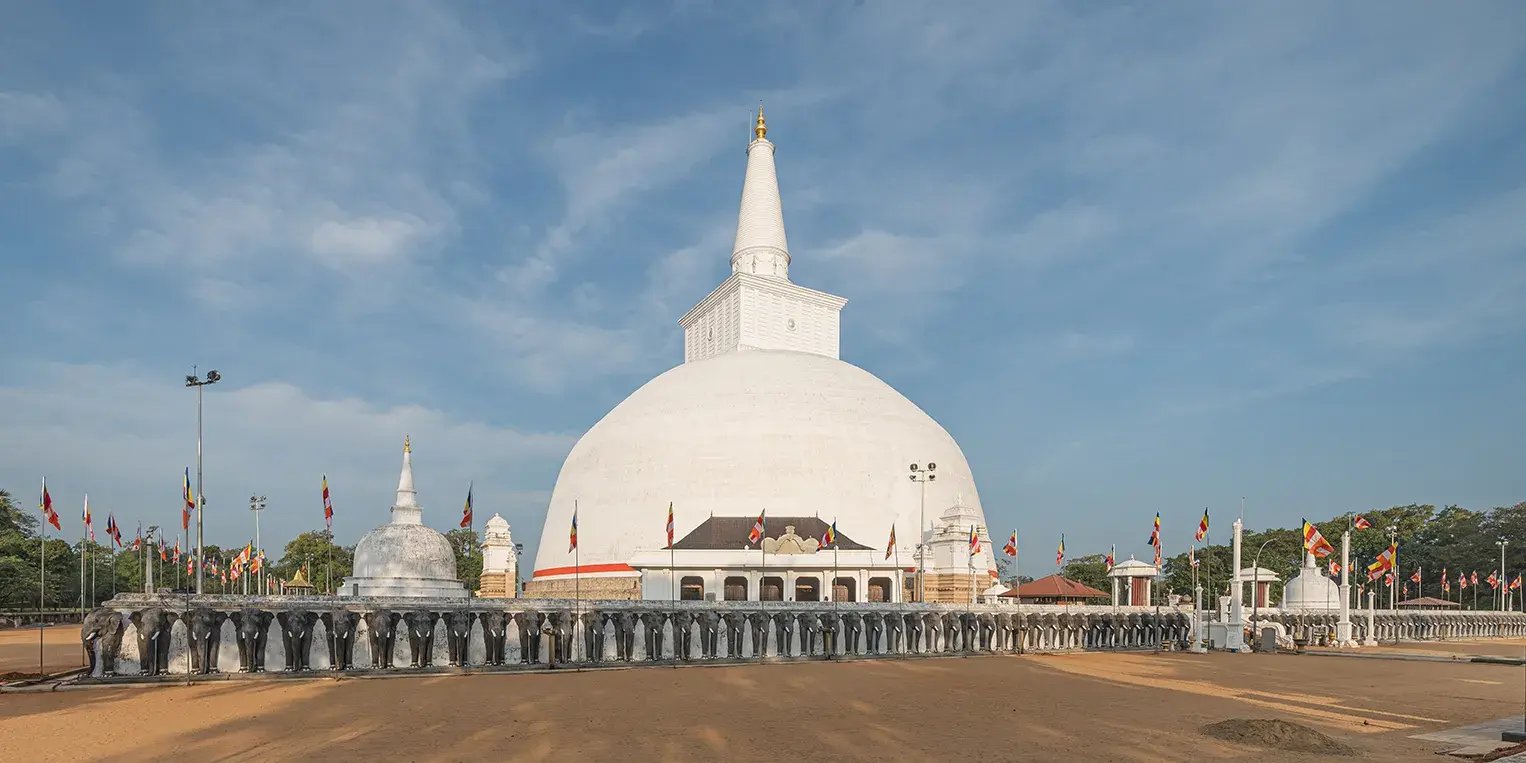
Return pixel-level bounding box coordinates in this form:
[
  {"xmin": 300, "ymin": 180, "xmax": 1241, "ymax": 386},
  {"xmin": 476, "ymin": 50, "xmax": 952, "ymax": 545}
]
[
  {"xmin": 273, "ymin": 531, "xmax": 352, "ymax": 594},
  {"xmin": 447, "ymin": 528, "xmax": 483, "ymax": 591},
  {"xmin": 1061, "ymin": 553, "xmax": 1110, "ymax": 592}
]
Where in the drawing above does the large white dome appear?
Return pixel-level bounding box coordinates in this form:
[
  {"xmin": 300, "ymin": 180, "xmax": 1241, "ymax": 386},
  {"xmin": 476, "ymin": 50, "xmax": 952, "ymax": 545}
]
[
  {"xmin": 531, "ymin": 349, "xmax": 985, "ymax": 579},
  {"xmin": 352, "ymin": 523, "xmax": 456, "ymax": 581}
]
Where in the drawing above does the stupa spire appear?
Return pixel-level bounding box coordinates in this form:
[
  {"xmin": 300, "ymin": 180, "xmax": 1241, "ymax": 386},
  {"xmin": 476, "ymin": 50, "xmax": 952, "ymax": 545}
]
[
  {"xmin": 732, "ymin": 103, "xmax": 790, "ymax": 280},
  {"xmin": 392, "ymin": 434, "xmax": 422, "ymax": 524}
]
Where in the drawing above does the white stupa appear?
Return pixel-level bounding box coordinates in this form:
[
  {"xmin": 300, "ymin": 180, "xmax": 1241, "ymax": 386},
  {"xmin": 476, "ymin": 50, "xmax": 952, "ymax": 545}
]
[
  {"xmin": 528, "ymin": 107, "xmax": 990, "ymax": 599},
  {"xmin": 1280, "ymin": 553, "xmax": 1341, "ymax": 611},
  {"xmin": 339, "ymin": 437, "xmax": 466, "ymax": 599}
]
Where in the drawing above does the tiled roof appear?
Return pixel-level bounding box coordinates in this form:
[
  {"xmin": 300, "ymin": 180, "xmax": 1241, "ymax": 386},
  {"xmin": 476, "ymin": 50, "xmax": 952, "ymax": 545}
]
[
  {"xmin": 672, "ymin": 516, "xmax": 871, "ymax": 551},
  {"xmin": 996, "ymin": 574, "xmax": 1108, "ymax": 599}
]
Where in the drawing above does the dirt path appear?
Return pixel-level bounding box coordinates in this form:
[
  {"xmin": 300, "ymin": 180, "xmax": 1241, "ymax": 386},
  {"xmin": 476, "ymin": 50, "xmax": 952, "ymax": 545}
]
[
  {"xmin": 2, "ymin": 650, "xmax": 1521, "ymax": 762},
  {"xmin": 0, "ymin": 625, "xmax": 84, "ymax": 678}
]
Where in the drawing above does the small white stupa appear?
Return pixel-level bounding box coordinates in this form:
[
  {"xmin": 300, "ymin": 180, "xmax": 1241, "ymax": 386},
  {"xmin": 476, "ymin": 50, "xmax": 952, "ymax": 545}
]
[
  {"xmin": 339, "ymin": 436, "xmax": 467, "ymax": 599},
  {"xmin": 1280, "ymin": 552, "xmax": 1341, "ymax": 611}
]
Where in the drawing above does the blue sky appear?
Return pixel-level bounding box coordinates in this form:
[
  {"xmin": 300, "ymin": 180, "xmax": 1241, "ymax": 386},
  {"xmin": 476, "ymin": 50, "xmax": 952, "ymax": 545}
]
[{"xmin": 3, "ymin": 2, "xmax": 1524, "ymax": 570}]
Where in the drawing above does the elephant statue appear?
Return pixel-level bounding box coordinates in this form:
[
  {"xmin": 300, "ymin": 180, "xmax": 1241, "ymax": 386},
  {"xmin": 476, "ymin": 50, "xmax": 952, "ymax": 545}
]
[
  {"xmin": 670, "ymin": 611, "xmax": 696, "ymax": 661},
  {"xmin": 230, "ymin": 608, "xmax": 272, "ymax": 673},
  {"xmin": 581, "ymin": 610, "xmax": 606, "ymax": 663},
  {"xmin": 977, "ymin": 613, "xmax": 996, "ymax": 652},
  {"xmin": 480, "ymin": 611, "xmax": 510, "ymax": 666},
  {"xmin": 639, "ymin": 610, "xmax": 667, "ymax": 661},
  {"xmin": 771, "ymin": 611, "xmax": 796, "ymax": 657},
  {"xmin": 130, "ymin": 607, "xmax": 179, "ymax": 676},
  {"xmin": 612, "ymin": 611, "xmax": 637, "ymax": 662},
  {"xmin": 443, "ymin": 611, "xmax": 476, "ymax": 667},
  {"xmin": 185, "ymin": 608, "xmax": 228, "ymax": 675},
  {"xmin": 903, "ymin": 612, "xmax": 922, "ymax": 654},
  {"xmin": 747, "ymin": 611, "xmax": 769, "ymax": 658},
  {"xmin": 547, "ymin": 610, "xmax": 574, "ymax": 664},
  {"xmin": 996, "ymin": 613, "xmax": 1016, "ymax": 652},
  {"xmin": 403, "ymin": 610, "xmax": 439, "ymax": 668},
  {"xmin": 961, "ymin": 612, "xmax": 980, "ymax": 651},
  {"xmin": 513, "ymin": 610, "xmax": 544, "ymax": 664},
  {"xmin": 277, "ymin": 610, "xmax": 318, "ymax": 672},
  {"xmin": 819, "ymin": 613, "xmax": 840, "ymax": 655},
  {"xmin": 922, "ymin": 612, "xmax": 941, "ymax": 653},
  {"xmin": 940, "ymin": 613, "xmax": 959, "ymax": 652},
  {"xmin": 81, "ymin": 607, "xmax": 125, "ymax": 677},
  {"xmin": 843, "ymin": 612, "xmax": 864, "ymax": 655},
  {"xmin": 321, "ymin": 610, "xmax": 360, "ymax": 671},
  {"xmin": 860, "ymin": 612, "xmax": 881, "ymax": 654},
  {"xmin": 796, "ymin": 612, "xmax": 820, "ymax": 656},
  {"xmin": 364, "ymin": 610, "xmax": 401, "ymax": 669},
  {"xmin": 696, "ymin": 610, "xmax": 721, "ymax": 659},
  {"xmin": 723, "ymin": 611, "xmax": 747, "ymax": 658},
  {"xmin": 884, "ymin": 611, "xmax": 904, "ymax": 654}
]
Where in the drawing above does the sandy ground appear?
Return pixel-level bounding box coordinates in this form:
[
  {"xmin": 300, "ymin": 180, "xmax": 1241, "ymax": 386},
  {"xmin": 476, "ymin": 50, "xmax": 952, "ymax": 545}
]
[
  {"xmin": 2, "ymin": 648, "xmax": 1523, "ymax": 762},
  {"xmin": 0, "ymin": 625, "xmax": 84, "ymax": 677},
  {"xmin": 1319, "ymin": 638, "xmax": 1526, "ymax": 660}
]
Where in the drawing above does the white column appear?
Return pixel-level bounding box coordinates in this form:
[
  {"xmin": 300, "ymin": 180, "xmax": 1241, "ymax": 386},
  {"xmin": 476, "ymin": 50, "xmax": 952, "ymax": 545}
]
[
  {"xmin": 1363, "ymin": 590, "xmax": 1377, "ymax": 646},
  {"xmin": 1227, "ymin": 518, "xmax": 1247, "ymax": 651},
  {"xmin": 1111, "ymin": 577, "xmax": 1119, "ymax": 607},
  {"xmin": 1189, "ymin": 584, "xmax": 1206, "ymax": 652},
  {"xmin": 1337, "ymin": 530, "xmax": 1354, "ymax": 646}
]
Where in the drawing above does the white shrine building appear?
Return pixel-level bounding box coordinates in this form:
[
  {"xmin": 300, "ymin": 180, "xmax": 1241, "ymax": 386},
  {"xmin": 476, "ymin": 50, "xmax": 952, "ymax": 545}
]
[{"xmin": 526, "ymin": 108, "xmax": 995, "ymax": 602}]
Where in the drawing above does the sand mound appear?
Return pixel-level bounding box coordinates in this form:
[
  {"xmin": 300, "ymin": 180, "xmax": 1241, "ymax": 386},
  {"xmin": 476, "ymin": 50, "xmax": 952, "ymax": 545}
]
[{"xmin": 1201, "ymin": 718, "xmax": 1357, "ymax": 755}]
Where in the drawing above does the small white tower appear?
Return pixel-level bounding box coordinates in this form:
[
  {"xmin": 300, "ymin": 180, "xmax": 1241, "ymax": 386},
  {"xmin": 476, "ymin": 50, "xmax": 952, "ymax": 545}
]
[{"xmin": 478, "ymin": 513, "xmax": 518, "ymax": 598}]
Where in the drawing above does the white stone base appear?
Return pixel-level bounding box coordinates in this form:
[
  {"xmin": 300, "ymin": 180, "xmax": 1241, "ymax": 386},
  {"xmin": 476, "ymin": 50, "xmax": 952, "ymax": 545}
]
[{"xmin": 337, "ymin": 576, "xmax": 467, "ymax": 599}]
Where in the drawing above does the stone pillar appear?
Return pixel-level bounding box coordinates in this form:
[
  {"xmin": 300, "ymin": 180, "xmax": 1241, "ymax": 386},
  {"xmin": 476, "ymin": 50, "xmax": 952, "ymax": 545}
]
[
  {"xmin": 1336, "ymin": 530, "xmax": 1353, "ymax": 646},
  {"xmin": 1111, "ymin": 577, "xmax": 1119, "ymax": 607},
  {"xmin": 1190, "ymin": 584, "xmax": 1206, "ymax": 653},
  {"xmin": 1227, "ymin": 519, "xmax": 1247, "ymax": 652},
  {"xmin": 1363, "ymin": 591, "xmax": 1377, "ymax": 646}
]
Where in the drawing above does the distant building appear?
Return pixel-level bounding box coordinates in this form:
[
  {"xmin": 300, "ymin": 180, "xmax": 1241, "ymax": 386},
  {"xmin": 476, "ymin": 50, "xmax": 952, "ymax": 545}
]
[
  {"xmin": 998, "ymin": 574, "xmax": 1109, "ymax": 605},
  {"xmin": 477, "ymin": 514, "xmax": 518, "ymax": 598}
]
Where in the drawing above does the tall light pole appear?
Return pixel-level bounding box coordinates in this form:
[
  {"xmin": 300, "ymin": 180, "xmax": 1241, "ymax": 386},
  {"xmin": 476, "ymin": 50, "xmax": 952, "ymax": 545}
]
[
  {"xmin": 250, "ymin": 495, "xmax": 266, "ymax": 594},
  {"xmin": 1250, "ymin": 538, "xmax": 1281, "ymax": 625},
  {"xmin": 908, "ymin": 462, "xmax": 935, "ymax": 603},
  {"xmin": 1497, "ymin": 539, "xmax": 1509, "ymax": 612},
  {"xmin": 185, "ymin": 367, "xmax": 220, "ymax": 595}
]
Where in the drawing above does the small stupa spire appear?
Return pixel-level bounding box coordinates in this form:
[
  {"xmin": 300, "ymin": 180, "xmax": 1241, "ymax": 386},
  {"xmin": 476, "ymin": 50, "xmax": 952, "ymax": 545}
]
[
  {"xmin": 754, "ymin": 103, "xmax": 767, "ymax": 141},
  {"xmin": 392, "ymin": 434, "xmax": 422, "ymax": 523},
  {"xmin": 733, "ymin": 103, "xmax": 790, "ymax": 280}
]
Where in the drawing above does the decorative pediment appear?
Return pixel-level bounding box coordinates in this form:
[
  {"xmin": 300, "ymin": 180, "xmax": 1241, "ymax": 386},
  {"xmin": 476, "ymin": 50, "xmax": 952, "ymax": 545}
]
[{"xmin": 762, "ymin": 525, "xmax": 820, "ymax": 555}]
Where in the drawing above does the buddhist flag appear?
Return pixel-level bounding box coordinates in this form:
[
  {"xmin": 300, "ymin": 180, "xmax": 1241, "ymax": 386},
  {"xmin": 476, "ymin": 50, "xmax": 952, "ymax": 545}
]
[
  {"xmin": 748, "ymin": 510, "xmax": 766, "ymax": 546},
  {"xmin": 1487, "ymin": 571, "xmax": 1499, "ymax": 589},
  {"xmin": 667, "ymin": 502, "xmax": 676, "ymax": 550},
  {"xmin": 568, "ymin": 507, "xmax": 578, "ymax": 553},
  {"xmin": 822, "ymin": 520, "xmax": 838, "ymax": 549},
  {"xmin": 1470, "ymin": 570, "xmax": 1478, "ymax": 587},
  {"xmin": 1104, "ymin": 545, "xmax": 1115, "ymax": 572},
  {"xmin": 1055, "ymin": 534, "xmax": 1065, "ymax": 567},
  {"xmin": 1328, "ymin": 560, "xmax": 1340, "ymax": 576},
  {"xmin": 1003, "ymin": 531, "xmax": 1018, "ymax": 558},
  {"xmin": 1195, "ymin": 508, "xmax": 1209, "ymax": 542},
  {"xmin": 886, "ymin": 524, "xmax": 897, "ymax": 560},
  {"xmin": 1511, "ymin": 574, "xmax": 1521, "ymax": 591},
  {"xmin": 1458, "ymin": 570, "xmax": 1468, "ymax": 590},
  {"xmin": 106, "ymin": 513, "xmax": 122, "ymax": 548},
  {"xmin": 460, "ymin": 483, "xmax": 473, "ymax": 529},
  {"xmin": 967, "ymin": 525, "xmax": 980, "ymax": 557},
  {"xmin": 1154, "ymin": 545, "xmax": 1162, "ymax": 568},
  {"xmin": 1353, "ymin": 515, "xmax": 1372, "ymax": 530},
  {"xmin": 322, "ymin": 475, "xmax": 333, "ymax": 529},
  {"xmin": 132, "ymin": 523, "xmax": 143, "ymax": 551},
  {"xmin": 1302, "ymin": 519, "xmax": 1335, "ymax": 559},
  {"xmin": 173, "ymin": 539, "xmax": 180, "ymax": 563},
  {"xmin": 1442, "ymin": 572, "xmax": 1451, "ymax": 593},
  {"xmin": 1384, "ymin": 572, "xmax": 1394, "ymax": 587},
  {"xmin": 185, "ymin": 556, "xmax": 193, "ymax": 576},
  {"xmin": 1189, "ymin": 545, "xmax": 1198, "ymax": 569},
  {"xmin": 1410, "ymin": 567, "xmax": 1421, "ymax": 584},
  {"xmin": 251, "ymin": 550, "xmax": 264, "ymax": 574},
  {"xmin": 182, "ymin": 467, "xmax": 195, "ymax": 531},
  {"xmin": 83, "ymin": 494, "xmax": 94, "ymax": 541},
  {"xmin": 1147, "ymin": 512, "xmax": 1161, "ymax": 548},
  {"xmin": 40, "ymin": 478, "xmax": 60, "ymax": 531},
  {"xmin": 159, "ymin": 538, "xmax": 168, "ymax": 562}
]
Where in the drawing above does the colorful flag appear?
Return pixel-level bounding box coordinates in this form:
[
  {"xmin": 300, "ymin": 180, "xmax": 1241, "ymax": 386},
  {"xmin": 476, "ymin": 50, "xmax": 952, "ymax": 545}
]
[
  {"xmin": 1302, "ymin": 519, "xmax": 1336, "ymax": 559},
  {"xmin": 322, "ymin": 474, "xmax": 333, "ymax": 529},
  {"xmin": 1154, "ymin": 545, "xmax": 1162, "ymax": 567},
  {"xmin": 1487, "ymin": 571, "xmax": 1499, "ymax": 589},
  {"xmin": 460, "ymin": 483, "xmax": 473, "ymax": 529},
  {"xmin": 1195, "ymin": 508, "xmax": 1209, "ymax": 542},
  {"xmin": 748, "ymin": 510, "xmax": 766, "ymax": 546},
  {"xmin": 1384, "ymin": 572, "xmax": 1394, "ymax": 586},
  {"xmin": 40, "ymin": 479, "xmax": 60, "ymax": 531},
  {"xmin": 1442, "ymin": 572, "xmax": 1451, "ymax": 593},
  {"xmin": 1002, "ymin": 531, "xmax": 1018, "ymax": 558},
  {"xmin": 251, "ymin": 550, "xmax": 264, "ymax": 574},
  {"xmin": 822, "ymin": 520, "xmax": 838, "ymax": 549},
  {"xmin": 132, "ymin": 523, "xmax": 143, "ymax": 551},
  {"xmin": 886, "ymin": 524, "xmax": 897, "ymax": 560},
  {"xmin": 1470, "ymin": 570, "xmax": 1479, "ymax": 587},
  {"xmin": 173, "ymin": 539, "xmax": 180, "ymax": 563},
  {"xmin": 667, "ymin": 503, "xmax": 676, "ymax": 550},
  {"xmin": 1410, "ymin": 568, "xmax": 1421, "ymax": 584},
  {"xmin": 83, "ymin": 494, "xmax": 94, "ymax": 541},
  {"xmin": 1055, "ymin": 534, "xmax": 1065, "ymax": 567},
  {"xmin": 1458, "ymin": 570, "xmax": 1468, "ymax": 590},
  {"xmin": 1189, "ymin": 545, "xmax": 1198, "ymax": 569},
  {"xmin": 185, "ymin": 556, "xmax": 193, "ymax": 576},
  {"xmin": 1353, "ymin": 515, "xmax": 1372, "ymax": 530},
  {"xmin": 967, "ymin": 524, "xmax": 980, "ymax": 557},
  {"xmin": 568, "ymin": 508, "xmax": 578, "ymax": 553},
  {"xmin": 158, "ymin": 538, "xmax": 168, "ymax": 562},
  {"xmin": 106, "ymin": 513, "xmax": 122, "ymax": 548},
  {"xmin": 1402, "ymin": 582, "xmax": 1409, "ymax": 598},
  {"xmin": 182, "ymin": 467, "xmax": 195, "ymax": 531},
  {"xmin": 1511, "ymin": 574, "xmax": 1521, "ymax": 591},
  {"xmin": 1328, "ymin": 560, "xmax": 1340, "ymax": 576},
  {"xmin": 1147, "ymin": 512, "xmax": 1161, "ymax": 548},
  {"xmin": 1104, "ymin": 545, "xmax": 1115, "ymax": 572}
]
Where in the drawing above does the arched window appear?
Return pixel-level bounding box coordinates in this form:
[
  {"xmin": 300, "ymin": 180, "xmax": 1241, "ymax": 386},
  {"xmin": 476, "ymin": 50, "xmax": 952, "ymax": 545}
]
[
  {"xmin": 724, "ymin": 576, "xmax": 749, "ymax": 601},
  {"xmin": 761, "ymin": 576, "xmax": 784, "ymax": 601},
  {"xmin": 794, "ymin": 577, "xmax": 820, "ymax": 602},
  {"xmin": 868, "ymin": 577, "xmax": 892, "ymax": 603},
  {"xmin": 832, "ymin": 577, "xmax": 857, "ymax": 603},
  {"xmin": 680, "ymin": 576, "xmax": 705, "ymax": 601}
]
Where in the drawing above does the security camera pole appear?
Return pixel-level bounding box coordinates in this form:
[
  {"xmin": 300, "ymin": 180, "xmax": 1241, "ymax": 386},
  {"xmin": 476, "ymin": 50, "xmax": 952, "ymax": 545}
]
[
  {"xmin": 908, "ymin": 462, "xmax": 936, "ymax": 603},
  {"xmin": 186, "ymin": 367, "xmax": 221, "ymax": 594}
]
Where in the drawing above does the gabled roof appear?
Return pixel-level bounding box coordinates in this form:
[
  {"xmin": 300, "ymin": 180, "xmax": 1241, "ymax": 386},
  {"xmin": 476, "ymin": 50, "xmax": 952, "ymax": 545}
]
[
  {"xmin": 671, "ymin": 516, "xmax": 871, "ymax": 551},
  {"xmin": 1396, "ymin": 596, "xmax": 1462, "ymax": 608},
  {"xmin": 997, "ymin": 574, "xmax": 1108, "ymax": 599}
]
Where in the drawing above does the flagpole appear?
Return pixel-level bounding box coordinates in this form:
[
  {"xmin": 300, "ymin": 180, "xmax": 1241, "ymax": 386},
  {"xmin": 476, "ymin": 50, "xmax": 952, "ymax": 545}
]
[
  {"xmin": 38, "ymin": 480, "xmax": 47, "ymax": 678},
  {"xmin": 573, "ymin": 500, "xmax": 580, "ymax": 611},
  {"xmin": 894, "ymin": 542, "xmax": 901, "ymax": 603}
]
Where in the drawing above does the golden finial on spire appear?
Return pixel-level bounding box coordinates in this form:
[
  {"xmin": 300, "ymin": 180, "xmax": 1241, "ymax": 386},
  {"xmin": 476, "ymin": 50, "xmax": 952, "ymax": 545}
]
[
  {"xmin": 403, "ymin": 434, "xmax": 411, "ymax": 454},
  {"xmin": 754, "ymin": 103, "xmax": 767, "ymax": 141}
]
